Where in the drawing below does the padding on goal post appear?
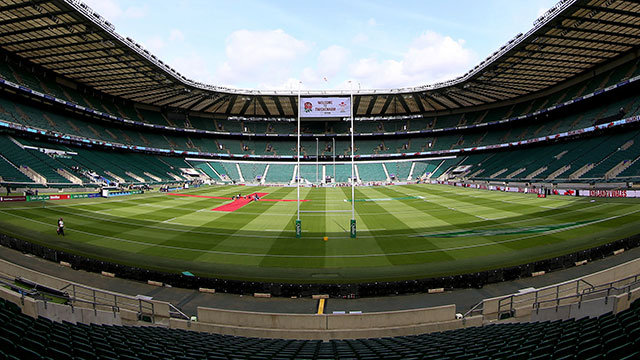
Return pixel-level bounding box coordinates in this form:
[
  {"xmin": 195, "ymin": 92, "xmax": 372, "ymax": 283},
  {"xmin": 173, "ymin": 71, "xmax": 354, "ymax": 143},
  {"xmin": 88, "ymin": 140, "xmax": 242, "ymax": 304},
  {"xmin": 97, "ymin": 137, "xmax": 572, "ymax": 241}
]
[{"xmin": 350, "ymin": 219, "xmax": 356, "ymax": 238}]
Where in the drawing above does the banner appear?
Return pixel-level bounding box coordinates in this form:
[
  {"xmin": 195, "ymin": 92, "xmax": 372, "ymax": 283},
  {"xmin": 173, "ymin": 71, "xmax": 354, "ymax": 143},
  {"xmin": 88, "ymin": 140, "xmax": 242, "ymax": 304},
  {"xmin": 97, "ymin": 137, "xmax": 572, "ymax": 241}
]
[
  {"xmin": 27, "ymin": 195, "xmax": 50, "ymax": 201},
  {"xmin": 0, "ymin": 196, "xmax": 26, "ymax": 202},
  {"xmin": 579, "ymin": 189, "xmax": 636, "ymax": 198},
  {"xmin": 48, "ymin": 194, "xmax": 70, "ymax": 200},
  {"xmin": 300, "ymin": 97, "xmax": 350, "ymax": 118}
]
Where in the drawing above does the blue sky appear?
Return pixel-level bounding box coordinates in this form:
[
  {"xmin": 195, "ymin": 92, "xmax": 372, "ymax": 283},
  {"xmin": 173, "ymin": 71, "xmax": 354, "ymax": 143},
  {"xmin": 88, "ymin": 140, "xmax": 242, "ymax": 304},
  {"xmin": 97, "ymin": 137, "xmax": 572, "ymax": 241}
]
[{"xmin": 83, "ymin": 0, "xmax": 559, "ymax": 91}]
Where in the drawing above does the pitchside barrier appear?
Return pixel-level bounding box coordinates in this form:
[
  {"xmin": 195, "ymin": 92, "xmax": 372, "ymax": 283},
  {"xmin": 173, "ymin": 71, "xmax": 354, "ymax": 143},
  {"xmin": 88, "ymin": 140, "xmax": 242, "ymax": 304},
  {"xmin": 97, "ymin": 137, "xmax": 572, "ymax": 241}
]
[
  {"xmin": 435, "ymin": 181, "xmax": 640, "ymax": 198},
  {"xmin": 1, "ymin": 231, "xmax": 639, "ymax": 298},
  {"xmin": 0, "ymin": 191, "xmax": 143, "ymax": 202}
]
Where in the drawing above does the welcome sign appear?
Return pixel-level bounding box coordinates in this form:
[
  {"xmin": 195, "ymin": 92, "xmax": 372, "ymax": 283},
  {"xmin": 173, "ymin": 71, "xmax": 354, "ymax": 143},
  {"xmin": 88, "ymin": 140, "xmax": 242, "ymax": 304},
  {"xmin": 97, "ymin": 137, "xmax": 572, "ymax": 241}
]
[{"xmin": 300, "ymin": 97, "xmax": 350, "ymax": 118}]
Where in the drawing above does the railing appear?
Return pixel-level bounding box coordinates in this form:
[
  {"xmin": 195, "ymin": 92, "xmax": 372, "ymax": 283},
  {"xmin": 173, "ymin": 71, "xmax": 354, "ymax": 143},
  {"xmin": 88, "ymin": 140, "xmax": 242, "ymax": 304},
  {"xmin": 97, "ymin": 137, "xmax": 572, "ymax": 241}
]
[
  {"xmin": 60, "ymin": 282, "xmax": 155, "ymax": 323},
  {"xmin": 168, "ymin": 303, "xmax": 190, "ymax": 321},
  {"xmin": 497, "ymin": 278, "xmax": 594, "ymax": 319},
  {"xmin": 533, "ymin": 277, "xmax": 640, "ymax": 314},
  {"xmin": 463, "ymin": 300, "xmax": 484, "ymax": 318},
  {"xmin": 497, "ymin": 273, "xmax": 640, "ymax": 319}
]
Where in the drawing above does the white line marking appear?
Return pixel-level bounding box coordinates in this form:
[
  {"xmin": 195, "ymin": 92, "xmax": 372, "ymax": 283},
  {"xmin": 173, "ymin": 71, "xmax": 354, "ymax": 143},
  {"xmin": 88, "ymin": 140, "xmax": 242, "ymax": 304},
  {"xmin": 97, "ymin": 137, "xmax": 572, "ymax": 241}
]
[{"xmin": 1, "ymin": 208, "xmax": 638, "ymax": 258}]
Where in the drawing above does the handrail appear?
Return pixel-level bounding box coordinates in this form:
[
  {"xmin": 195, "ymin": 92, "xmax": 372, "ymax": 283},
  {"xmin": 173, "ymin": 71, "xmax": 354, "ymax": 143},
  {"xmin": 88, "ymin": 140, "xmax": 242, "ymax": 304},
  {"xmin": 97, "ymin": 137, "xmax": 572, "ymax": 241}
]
[
  {"xmin": 463, "ymin": 300, "xmax": 484, "ymax": 318},
  {"xmin": 60, "ymin": 282, "xmax": 155, "ymax": 323},
  {"xmin": 496, "ymin": 272, "xmax": 640, "ymax": 318},
  {"xmin": 533, "ymin": 278, "xmax": 640, "ymax": 312},
  {"xmin": 168, "ymin": 303, "xmax": 190, "ymax": 321},
  {"xmin": 497, "ymin": 278, "xmax": 594, "ymax": 317}
]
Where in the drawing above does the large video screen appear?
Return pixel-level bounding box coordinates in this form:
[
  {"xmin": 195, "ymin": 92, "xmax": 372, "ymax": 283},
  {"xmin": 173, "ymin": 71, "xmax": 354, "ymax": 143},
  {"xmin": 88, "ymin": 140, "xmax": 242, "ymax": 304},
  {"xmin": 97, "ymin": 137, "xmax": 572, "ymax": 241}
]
[{"xmin": 300, "ymin": 97, "xmax": 351, "ymax": 118}]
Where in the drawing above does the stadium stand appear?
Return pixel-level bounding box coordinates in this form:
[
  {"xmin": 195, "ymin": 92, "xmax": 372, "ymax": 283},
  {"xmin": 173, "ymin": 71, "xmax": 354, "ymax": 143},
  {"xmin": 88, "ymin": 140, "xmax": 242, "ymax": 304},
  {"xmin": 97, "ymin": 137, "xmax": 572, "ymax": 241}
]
[
  {"xmin": 238, "ymin": 163, "xmax": 267, "ymax": 183},
  {"xmin": 0, "ymin": 296, "xmax": 638, "ymax": 359},
  {"xmin": 385, "ymin": 161, "xmax": 412, "ymax": 181},
  {"xmin": 357, "ymin": 163, "xmax": 386, "ymax": 182},
  {"xmin": 299, "ymin": 164, "xmax": 321, "ymax": 183},
  {"xmin": 263, "ymin": 164, "xmax": 293, "ymax": 183},
  {"xmin": 2, "ymin": 2, "xmax": 640, "ymax": 359},
  {"xmin": 1, "ymin": 61, "xmax": 639, "ymax": 180}
]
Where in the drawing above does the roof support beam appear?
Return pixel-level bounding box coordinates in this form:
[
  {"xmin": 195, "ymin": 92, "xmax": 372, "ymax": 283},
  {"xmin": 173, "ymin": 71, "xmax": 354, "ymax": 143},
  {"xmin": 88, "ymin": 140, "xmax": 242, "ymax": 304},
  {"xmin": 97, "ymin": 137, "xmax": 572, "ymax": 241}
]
[
  {"xmin": 379, "ymin": 95, "xmax": 395, "ymax": 114},
  {"xmin": 110, "ymin": 84, "xmax": 169, "ymax": 97},
  {"xmin": 288, "ymin": 96, "xmax": 297, "ymax": 117},
  {"xmin": 256, "ymin": 96, "xmax": 271, "ymax": 116},
  {"xmin": 422, "ymin": 93, "xmax": 449, "ymax": 110},
  {"xmin": 411, "ymin": 94, "xmax": 426, "ymax": 113},
  {"xmin": 506, "ymin": 53, "xmax": 596, "ymax": 66},
  {"xmin": 553, "ymin": 24, "xmax": 640, "ymax": 40},
  {"xmin": 225, "ymin": 95, "xmax": 239, "ymax": 115},
  {"xmin": 460, "ymin": 88, "xmax": 502, "ymax": 102},
  {"xmin": 92, "ymin": 81, "xmax": 162, "ymax": 93},
  {"xmin": 36, "ymin": 52, "xmax": 127, "ymax": 66},
  {"xmin": 272, "ymin": 96, "xmax": 285, "ymax": 116},
  {"xmin": 205, "ymin": 94, "xmax": 232, "ymax": 113},
  {"xmin": 396, "ymin": 95, "xmax": 412, "ymax": 113},
  {"xmin": 190, "ymin": 93, "xmax": 223, "ymax": 111},
  {"xmin": 238, "ymin": 97, "xmax": 253, "ymax": 116},
  {"xmin": 473, "ymin": 80, "xmax": 537, "ymax": 94},
  {"xmin": 365, "ymin": 95, "xmax": 378, "ymax": 115},
  {"xmin": 1, "ymin": 30, "xmax": 97, "ymax": 47},
  {"xmin": 13, "ymin": 38, "xmax": 107, "ymax": 54},
  {"xmin": 529, "ymin": 42, "xmax": 623, "ymax": 54},
  {"xmin": 439, "ymin": 93, "xmax": 463, "ymax": 108},
  {"xmin": 50, "ymin": 59, "xmax": 143, "ymax": 73},
  {"xmin": 26, "ymin": 45, "xmax": 124, "ymax": 60},
  {"xmin": 559, "ymin": 16, "xmax": 640, "ymax": 31},
  {"xmin": 575, "ymin": 4, "xmax": 640, "ymax": 18},
  {"xmin": 522, "ymin": 48, "xmax": 610, "ymax": 60},
  {"xmin": 133, "ymin": 90, "xmax": 184, "ymax": 105},
  {"xmin": 0, "ymin": 21, "xmax": 85, "ymax": 37},
  {"xmin": 71, "ymin": 67, "xmax": 143, "ymax": 78},
  {"xmin": 0, "ymin": 10, "xmax": 69, "ymax": 27},
  {"xmin": 535, "ymin": 33, "xmax": 634, "ymax": 48},
  {"xmin": 0, "ymin": 0, "xmax": 51, "ymax": 12},
  {"xmin": 353, "ymin": 93, "xmax": 361, "ymax": 115}
]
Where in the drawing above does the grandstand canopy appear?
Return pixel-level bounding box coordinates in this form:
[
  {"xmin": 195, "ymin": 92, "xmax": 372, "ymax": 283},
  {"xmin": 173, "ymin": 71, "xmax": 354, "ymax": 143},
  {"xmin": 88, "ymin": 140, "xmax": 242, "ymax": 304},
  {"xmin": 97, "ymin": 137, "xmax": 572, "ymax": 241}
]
[{"xmin": 1, "ymin": 0, "xmax": 639, "ymax": 117}]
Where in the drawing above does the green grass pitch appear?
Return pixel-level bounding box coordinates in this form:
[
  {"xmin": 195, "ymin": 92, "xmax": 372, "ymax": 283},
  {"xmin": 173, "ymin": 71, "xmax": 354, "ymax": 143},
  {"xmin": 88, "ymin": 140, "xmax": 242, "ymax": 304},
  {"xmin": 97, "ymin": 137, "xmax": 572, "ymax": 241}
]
[{"xmin": 1, "ymin": 184, "xmax": 640, "ymax": 283}]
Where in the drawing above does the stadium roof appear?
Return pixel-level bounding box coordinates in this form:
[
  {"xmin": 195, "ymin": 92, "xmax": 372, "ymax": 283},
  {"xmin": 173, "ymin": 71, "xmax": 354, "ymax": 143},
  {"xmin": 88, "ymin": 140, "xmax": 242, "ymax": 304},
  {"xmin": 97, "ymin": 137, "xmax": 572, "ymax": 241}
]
[{"xmin": 1, "ymin": 0, "xmax": 639, "ymax": 117}]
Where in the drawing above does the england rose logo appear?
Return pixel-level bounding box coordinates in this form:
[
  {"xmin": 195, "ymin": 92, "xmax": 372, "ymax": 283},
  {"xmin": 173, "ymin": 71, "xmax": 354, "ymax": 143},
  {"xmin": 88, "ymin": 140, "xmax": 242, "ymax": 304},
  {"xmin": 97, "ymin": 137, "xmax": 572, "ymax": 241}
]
[
  {"xmin": 338, "ymin": 101, "xmax": 347, "ymax": 112},
  {"xmin": 304, "ymin": 102, "xmax": 313, "ymax": 113}
]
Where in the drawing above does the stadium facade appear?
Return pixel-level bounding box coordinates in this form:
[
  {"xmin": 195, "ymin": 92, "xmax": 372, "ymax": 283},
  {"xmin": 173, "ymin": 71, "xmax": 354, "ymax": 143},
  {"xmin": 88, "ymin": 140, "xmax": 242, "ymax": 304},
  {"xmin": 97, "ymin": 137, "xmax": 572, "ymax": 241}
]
[{"xmin": 0, "ymin": 1, "xmax": 640, "ymax": 357}]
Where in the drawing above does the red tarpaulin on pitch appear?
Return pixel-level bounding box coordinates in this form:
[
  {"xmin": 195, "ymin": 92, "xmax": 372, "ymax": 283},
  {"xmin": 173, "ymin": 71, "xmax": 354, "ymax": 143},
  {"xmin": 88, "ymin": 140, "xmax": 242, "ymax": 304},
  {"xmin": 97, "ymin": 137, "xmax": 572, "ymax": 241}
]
[{"xmin": 211, "ymin": 192, "xmax": 269, "ymax": 212}]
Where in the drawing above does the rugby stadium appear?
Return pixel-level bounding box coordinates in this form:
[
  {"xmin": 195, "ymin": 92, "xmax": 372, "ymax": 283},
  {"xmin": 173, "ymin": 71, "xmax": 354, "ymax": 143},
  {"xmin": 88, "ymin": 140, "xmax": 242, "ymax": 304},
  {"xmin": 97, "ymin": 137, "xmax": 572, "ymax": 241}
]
[{"xmin": 1, "ymin": 0, "xmax": 640, "ymax": 358}]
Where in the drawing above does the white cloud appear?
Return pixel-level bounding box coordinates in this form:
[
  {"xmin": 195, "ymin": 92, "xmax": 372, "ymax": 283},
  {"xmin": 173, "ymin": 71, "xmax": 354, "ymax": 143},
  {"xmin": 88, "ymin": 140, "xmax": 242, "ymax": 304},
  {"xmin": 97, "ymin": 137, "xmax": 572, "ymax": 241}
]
[
  {"xmin": 171, "ymin": 52, "xmax": 216, "ymax": 84},
  {"xmin": 81, "ymin": 0, "xmax": 147, "ymax": 21},
  {"xmin": 140, "ymin": 29, "xmax": 185, "ymax": 58},
  {"xmin": 122, "ymin": 5, "xmax": 147, "ymax": 19},
  {"xmin": 537, "ymin": 7, "xmax": 549, "ymax": 17},
  {"xmin": 142, "ymin": 35, "xmax": 166, "ymax": 54},
  {"xmin": 350, "ymin": 31, "xmax": 475, "ymax": 89},
  {"xmin": 215, "ymin": 29, "xmax": 310, "ymax": 88},
  {"xmin": 352, "ymin": 33, "xmax": 368, "ymax": 45},
  {"xmin": 169, "ymin": 29, "xmax": 184, "ymax": 42},
  {"xmin": 367, "ymin": 18, "xmax": 377, "ymax": 27},
  {"xmin": 211, "ymin": 29, "xmax": 473, "ymax": 90},
  {"xmin": 317, "ymin": 45, "xmax": 349, "ymax": 77}
]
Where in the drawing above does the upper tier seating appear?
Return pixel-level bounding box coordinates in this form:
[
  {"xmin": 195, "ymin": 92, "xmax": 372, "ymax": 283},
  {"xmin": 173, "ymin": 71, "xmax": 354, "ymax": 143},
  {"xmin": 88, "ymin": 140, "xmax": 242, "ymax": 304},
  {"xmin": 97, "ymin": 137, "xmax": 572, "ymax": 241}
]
[{"xmin": 2, "ymin": 55, "xmax": 640, "ymax": 137}]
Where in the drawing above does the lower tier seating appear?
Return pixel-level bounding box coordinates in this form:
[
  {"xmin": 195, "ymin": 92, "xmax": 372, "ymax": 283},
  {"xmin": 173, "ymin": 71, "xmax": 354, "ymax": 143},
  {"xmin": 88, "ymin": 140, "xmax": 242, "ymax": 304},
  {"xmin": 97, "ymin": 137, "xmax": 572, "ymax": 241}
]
[{"xmin": 0, "ymin": 296, "xmax": 638, "ymax": 359}]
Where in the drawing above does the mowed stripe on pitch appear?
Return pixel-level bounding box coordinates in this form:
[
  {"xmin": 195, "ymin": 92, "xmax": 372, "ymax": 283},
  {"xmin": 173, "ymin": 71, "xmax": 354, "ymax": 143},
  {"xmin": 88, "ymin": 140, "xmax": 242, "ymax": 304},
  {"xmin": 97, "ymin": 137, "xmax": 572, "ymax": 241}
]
[
  {"xmin": 349, "ymin": 187, "xmax": 456, "ymax": 266},
  {"xmin": 257, "ymin": 187, "xmax": 330, "ymax": 269},
  {"xmin": 142, "ymin": 187, "xmax": 295, "ymax": 263},
  {"xmin": 205, "ymin": 187, "xmax": 303, "ymax": 266},
  {"xmin": 367, "ymin": 186, "xmax": 513, "ymax": 262}
]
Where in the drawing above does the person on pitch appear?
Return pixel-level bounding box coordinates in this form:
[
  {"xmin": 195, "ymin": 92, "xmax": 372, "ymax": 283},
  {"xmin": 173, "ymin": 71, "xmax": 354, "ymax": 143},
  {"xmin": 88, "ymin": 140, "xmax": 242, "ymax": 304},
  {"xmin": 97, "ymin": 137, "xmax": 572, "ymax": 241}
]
[{"xmin": 57, "ymin": 217, "xmax": 65, "ymax": 236}]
